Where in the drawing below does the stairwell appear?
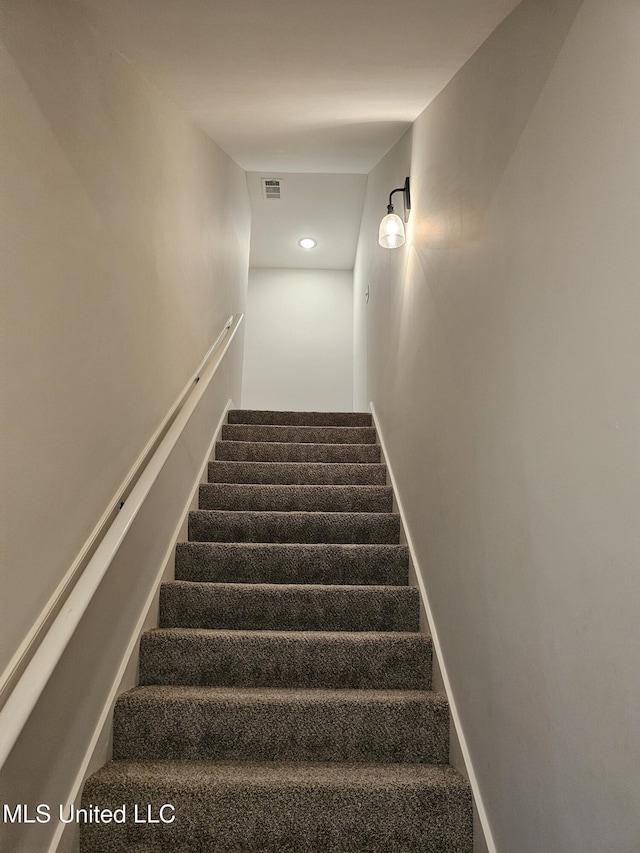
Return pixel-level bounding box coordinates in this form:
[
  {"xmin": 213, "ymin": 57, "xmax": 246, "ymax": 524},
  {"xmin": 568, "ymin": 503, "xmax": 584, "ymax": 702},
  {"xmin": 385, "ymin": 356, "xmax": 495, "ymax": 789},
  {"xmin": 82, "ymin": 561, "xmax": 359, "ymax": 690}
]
[{"xmin": 80, "ymin": 409, "xmax": 472, "ymax": 852}]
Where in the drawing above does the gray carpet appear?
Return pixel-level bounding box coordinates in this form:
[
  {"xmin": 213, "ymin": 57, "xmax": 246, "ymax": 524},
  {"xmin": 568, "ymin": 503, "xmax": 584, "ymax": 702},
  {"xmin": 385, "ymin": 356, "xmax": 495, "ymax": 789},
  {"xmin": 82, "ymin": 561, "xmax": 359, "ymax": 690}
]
[
  {"xmin": 208, "ymin": 461, "xmax": 389, "ymax": 485},
  {"xmin": 198, "ymin": 483, "xmax": 393, "ymax": 512},
  {"xmin": 82, "ymin": 761, "xmax": 470, "ymax": 852},
  {"xmin": 174, "ymin": 542, "xmax": 411, "ymax": 585},
  {"xmin": 221, "ymin": 424, "xmax": 378, "ymax": 444},
  {"xmin": 80, "ymin": 409, "xmax": 472, "ymax": 851},
  {"xmin": 188, "ymin": 509, "xmax": 401, "ymax": 544},
  {"xmin": 227, "ymin": 410, "xmax": 373, "ymax": 427},
  {"xmin": 112, "ymin": 686, "xmax": 449, "ymax": 763},
  {"xmin": 139, "ymin": 628, "xmax": 431, "ymax": 689},
  {"xmin": 158, "ymin": 581, "xmax": 420, "ymax": 631},
  {"xmin": 215, "ymin": 439, "xmax": 381, "ymax": 463}
]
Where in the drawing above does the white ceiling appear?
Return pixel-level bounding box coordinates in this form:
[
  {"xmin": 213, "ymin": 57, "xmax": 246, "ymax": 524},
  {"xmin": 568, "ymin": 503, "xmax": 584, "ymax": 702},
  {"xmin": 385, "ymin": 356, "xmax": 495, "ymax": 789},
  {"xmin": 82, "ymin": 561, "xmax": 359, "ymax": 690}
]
[
  {"xmin": 69, "ymin": 0, "xmax": 521, "ymax": 174},
  {"xmin": 247, "ymin": 173, "xmax": 367, "ymax": 269},
  {"xmin": 68, "ymin": 0, "xmax": 521, "ymax": 269}
]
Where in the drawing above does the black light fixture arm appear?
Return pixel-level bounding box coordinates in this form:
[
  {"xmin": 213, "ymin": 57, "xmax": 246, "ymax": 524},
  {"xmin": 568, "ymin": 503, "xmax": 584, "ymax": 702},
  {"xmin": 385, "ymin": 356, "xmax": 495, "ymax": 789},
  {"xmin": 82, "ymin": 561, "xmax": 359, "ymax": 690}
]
[{"xmin": 387, "ymin": 177, "xmax": 411, "ymax": 221}]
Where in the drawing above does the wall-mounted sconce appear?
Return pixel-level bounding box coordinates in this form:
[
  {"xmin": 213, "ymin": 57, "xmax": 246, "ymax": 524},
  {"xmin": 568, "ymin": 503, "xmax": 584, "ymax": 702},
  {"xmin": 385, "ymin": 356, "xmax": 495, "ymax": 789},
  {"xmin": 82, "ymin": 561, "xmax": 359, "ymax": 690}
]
[{"xmin": 378, "ymin": 177, "xmax": 411, "ymax": 248}]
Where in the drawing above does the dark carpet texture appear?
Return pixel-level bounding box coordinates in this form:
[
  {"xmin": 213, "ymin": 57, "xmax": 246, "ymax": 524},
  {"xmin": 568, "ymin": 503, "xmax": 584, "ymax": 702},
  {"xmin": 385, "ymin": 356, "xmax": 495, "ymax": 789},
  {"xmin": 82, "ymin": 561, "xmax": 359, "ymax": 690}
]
[
  {"xmin": 80, "ymin": 409, "xmax": 472, "ymax": 851},
  {"xmin": 215, "ymin": 439, "xmax": 381, "ymax": 463},
  {"xmin": 198, "ymin": 483, "xmax": 393, "ymax": 513},
  {"xmin": 188, "ymin": 509, "xmax": 401, "ymax": 544},
  {"xmin": 208, "ymin": 460, "xmax": 389, "ymax": 485},
  {"xmin": 158, "ymin": 581, "xmax": 420, "ymax": 631},
  {"xmin": 174, "ymin": 542, "xmax": 411, "ymax": 585}
]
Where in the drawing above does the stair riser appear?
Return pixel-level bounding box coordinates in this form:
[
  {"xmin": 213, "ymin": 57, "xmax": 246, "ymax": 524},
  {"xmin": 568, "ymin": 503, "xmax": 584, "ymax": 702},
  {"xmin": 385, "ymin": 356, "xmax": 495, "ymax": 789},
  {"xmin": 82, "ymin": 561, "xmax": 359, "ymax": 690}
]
[
  {"xmin": 174, "ymin": 543, "xmax": 410, "ymax": 586},
  {"xmin": 81, "ymin": 774, "xmax": 472, "ymax": 853},
  {"xmin": 222, "ymin": 424, "xmax": 377, "ymax": 445},
  {"xmin": 139, "ymin": 632, "xmax": 431, "ymax": 690},
  {"xmin": 113, "ymin": 693, "xmax": 448, "ymax": 763},
  {"xmin": 228, "ymin": 409, "xmax": 373, "ymax": 427},
  {"xmin": 159, "ymin": 583, "xmax": 420, "ymax": 632},
  {"xmin": 188, "ymin": 511, "xmax": 400, "ymax": 544},
  {"xmin": 208, "ymin": 460, "xmax": 387, "ymax": 485},
  {"xmin": 216, "ymin": 441, "xmax": 381, "ymax": 463},
  {"xmin": 199, "ymin": 484, "xmax": 393, "ymax": 513}
]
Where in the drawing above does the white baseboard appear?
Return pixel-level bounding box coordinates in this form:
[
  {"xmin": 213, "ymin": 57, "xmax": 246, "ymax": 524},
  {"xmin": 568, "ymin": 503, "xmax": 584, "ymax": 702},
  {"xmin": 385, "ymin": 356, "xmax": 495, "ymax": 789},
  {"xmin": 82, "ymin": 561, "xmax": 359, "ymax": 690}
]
[
  {"xmin": 370, "ymin": 402, "xmax": 498, "ymax": 853},
  {"xmin": 49, "ymin": 399, "xmax": 233, "ymax": 853}
]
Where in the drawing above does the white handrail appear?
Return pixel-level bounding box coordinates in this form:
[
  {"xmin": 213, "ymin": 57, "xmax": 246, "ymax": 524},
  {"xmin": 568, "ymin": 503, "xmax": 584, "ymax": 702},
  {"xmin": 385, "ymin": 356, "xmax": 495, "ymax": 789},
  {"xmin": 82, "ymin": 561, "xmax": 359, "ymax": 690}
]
[
  {"xmin": 0, "ymin": 315, "xmax": 236, "ymax": 715},
  {"xmin": 0, "ymin": 313, "xmax": 243, "ymax": 769}
]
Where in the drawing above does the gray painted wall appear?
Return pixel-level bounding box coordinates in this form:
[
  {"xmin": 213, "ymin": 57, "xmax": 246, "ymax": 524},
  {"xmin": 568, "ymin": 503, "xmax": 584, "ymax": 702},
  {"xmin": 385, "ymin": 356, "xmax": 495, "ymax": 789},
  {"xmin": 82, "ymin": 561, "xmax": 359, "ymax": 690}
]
[
  {"xmin": 354, "ymin": 0, "xmax": 640, "ymax": 850},
  {"xmin": 1, "ymin": 1, "xmax": 250, "ymax": 849},
  {"xmin": 242, "ymin": 268, "xmax": 354, "ymax": 412},
  {"xmin": 1, "ymin": 0, "xmax": 250, "ymax": 676}
]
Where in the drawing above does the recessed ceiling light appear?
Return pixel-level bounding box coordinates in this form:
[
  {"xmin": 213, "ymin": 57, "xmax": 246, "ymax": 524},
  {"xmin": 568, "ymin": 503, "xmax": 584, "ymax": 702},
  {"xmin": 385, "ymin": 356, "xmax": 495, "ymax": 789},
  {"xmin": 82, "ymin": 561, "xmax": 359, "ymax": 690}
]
[{"xmin": 298, "ymin": 237, "xmax": 317, "ymax": 249}]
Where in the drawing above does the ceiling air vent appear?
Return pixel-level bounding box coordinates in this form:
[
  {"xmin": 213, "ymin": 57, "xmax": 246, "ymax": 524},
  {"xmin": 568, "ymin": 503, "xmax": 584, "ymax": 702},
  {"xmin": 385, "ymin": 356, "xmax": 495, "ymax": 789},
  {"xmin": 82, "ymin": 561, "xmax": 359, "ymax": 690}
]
[{"xmin": 261, "ymin": 178, "xmax": 281, "ymax": 200}]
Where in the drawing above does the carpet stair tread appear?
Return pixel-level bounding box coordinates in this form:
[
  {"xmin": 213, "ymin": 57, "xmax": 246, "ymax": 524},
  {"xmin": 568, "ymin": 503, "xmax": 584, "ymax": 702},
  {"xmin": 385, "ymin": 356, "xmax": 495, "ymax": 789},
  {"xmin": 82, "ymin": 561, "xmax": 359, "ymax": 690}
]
[
  {"xmin": 228, "ymin": 409, "xmax": 373, "ymax": 427},
  {"xmin": 159, "ymin": 581, "xmax": 419, "ymax": 631},
  {"xmin": 222, "ymin": 423, "xmax": 378, "ymax": 444},
  {"xmin": 139, "ymin": 628, "xmax": 431, "ymax": 689},
  {"xmin": 198, "ymin": 483, "xmax": 393, "ymax": 512},
  {"xmin": 85, "ymin": 756, "xmax": 469, "ymax": 787},
  {"xmin": 188, "ymin": 509, "xmax": 400, "ymax": 544},
  {"xmin": 82, "ymin": 760, "xmax": 472, "ymax": 852},
  {"xmin": 208, "ymin": 461, "xmax": 387, "ymax": 485},
  {"xmin": 112, "ymin": 685, "xmax": 449, "ymax": 763},
  {"xmin": 174, "ymin": 542, "xmax": 409, "ymax": 585},
  {"xmin": 215, "ymin": 440, "xmax": 381, "ymax": 463}
]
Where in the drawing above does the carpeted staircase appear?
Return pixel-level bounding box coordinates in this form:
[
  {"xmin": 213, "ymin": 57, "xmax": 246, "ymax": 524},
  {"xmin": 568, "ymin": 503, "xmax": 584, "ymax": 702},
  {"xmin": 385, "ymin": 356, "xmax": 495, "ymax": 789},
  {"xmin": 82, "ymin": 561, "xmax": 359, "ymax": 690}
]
[{"xmin": 81, "ymin": 409, "xmax": 472, "ymax": 852}]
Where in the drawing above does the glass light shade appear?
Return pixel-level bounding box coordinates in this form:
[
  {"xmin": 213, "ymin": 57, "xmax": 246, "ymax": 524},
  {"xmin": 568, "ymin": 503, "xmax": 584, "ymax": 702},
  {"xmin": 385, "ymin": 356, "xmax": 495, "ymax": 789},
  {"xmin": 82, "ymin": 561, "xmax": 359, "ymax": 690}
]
[{"xmin": 378, "ymin": 212, "xmax": 406, "ymax": 248}]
